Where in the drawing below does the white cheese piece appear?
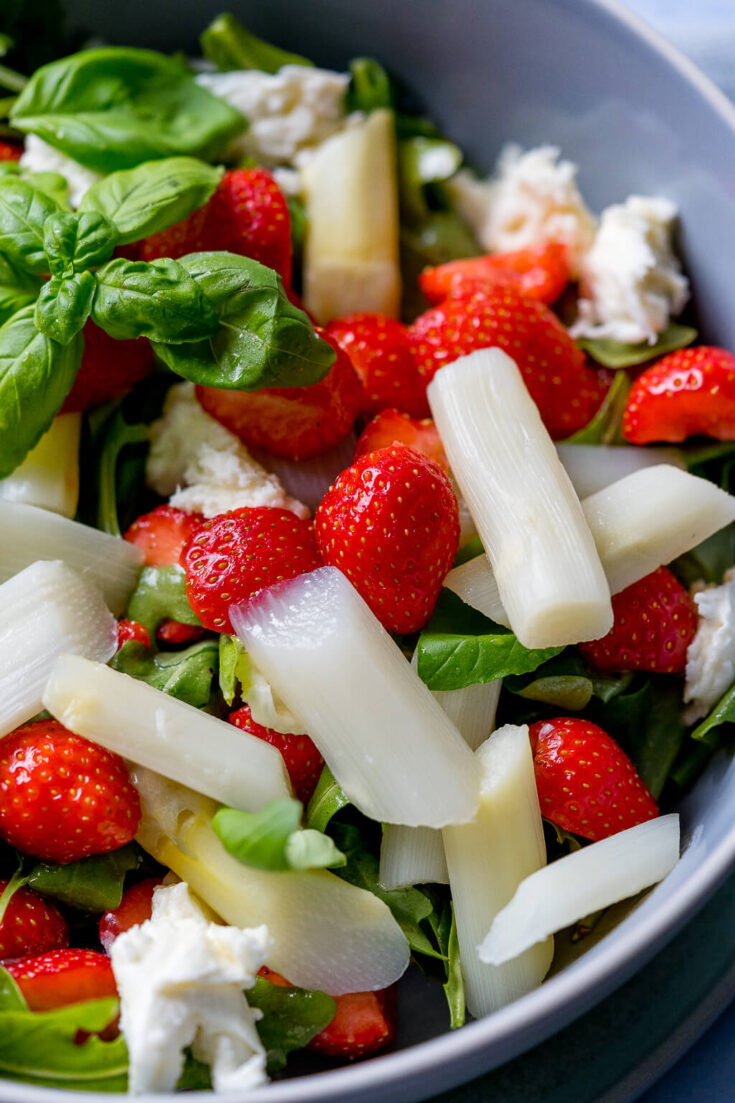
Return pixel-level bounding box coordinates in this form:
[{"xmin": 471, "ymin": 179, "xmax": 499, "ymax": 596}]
[
  {"xmin": 195, "ymin": 65, "xmax": 350, "ymax": 167},
  {"xmin": 571, "ymin": 196, "xmax": 689, "ymax": 344},
  {"xmin": 110, "ymin": 882, "xmax": 270, "ymax": 1095},
  {"xmin": 146, "ymin": 383, "xmax": 308, "ymax": 519},
  {"xmin": 684, "ymin": 568, "xmax": 735, "ymax": 723},
  {"xmin": 19, "ymin": 135, "xmax": 103, "ymax": 208}
]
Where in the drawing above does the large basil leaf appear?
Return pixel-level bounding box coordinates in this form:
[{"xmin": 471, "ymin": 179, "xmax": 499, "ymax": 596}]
[
  {"xmin": 153, "ymin": 252, "xmax": 335, "ymax": 390},
  {"xmin": 246, "ymin": 977, "xmax": 335, "ymax": 1074},
  {"xmin": 110, "ymin": 639, "xmax": 218, "ymax": 709},
  {"xmin": 92, "ymin": 257, "xmax": 218, "ymax": 343},
  {"xmin": 0, "ymin": 253, "xmax": 40, "ymax": 325},
  {"xmin": 42, "ymin": 209, "xmax": 117, "ymax": 275},
  {"xmin": 200, "ymin": 13, "xmax": 313, "ymax": 73},
  {"xmin": 10, "ymin": 48, "xmax": 244, "ymax": 173},
  {"xmin": 417, "ymin": 590, "xmax": 563, "ymax": 691},
  {"xmin": 213, "ymin": 801, "xmax": 346, "ymax": 872},
  {"xmin": 0, "ymin": 175, "xmax": 60, "ymax": 273},
  {"xmin": 576, "ymin": 321, "xmax": 697, "ymax": 369},
  {"xmin": 26, "ymin": 844, "xmax": 140, "ymax": 911},
  {"xmin": 80, "ymin": 158, "xmax": 223, "ymax": 246},
  {"xmin": 35, "ymin": 269, "xmax": 95, "ymax": 345},
  {"xmin": 125, "ymin": 564, "xmax": 201, "ymax": 640},
  {"xmin": 0, "ymin": 304, "xmax": 83, "ymax": 477}
]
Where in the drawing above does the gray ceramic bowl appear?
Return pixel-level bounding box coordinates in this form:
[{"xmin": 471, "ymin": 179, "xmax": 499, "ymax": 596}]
[{"xmin": 7, "ymin": 1, "xmax": 735, "ymax": 1100}]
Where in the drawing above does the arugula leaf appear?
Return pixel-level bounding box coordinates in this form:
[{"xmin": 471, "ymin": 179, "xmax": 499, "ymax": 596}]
[
  {"xmin": 0, "ymin": 251, "xmax": 39, "ymax": 324},
  {"xmin": 26, "ymin": 844, "xmax": 140, "ymax": 911},
  {"xmin": 0, "ymin": 303, "xmax": 82, "ymax": 478},
  {"xmin": 213, "ymin": 801, "xmax": 346, "ymax": 872},
  {"xmin": 42, "ymin": 209, "xmax": 117, "ymax": 275},
  {"xmin": 10, "ymin": 47, "xmax": 244, "ymax": 173},
  {"xmin": 110, "ymin": 640, "xmax": 219, "ymax": 709},
  {"xmin": 126, "ymin": 564, "xmax": 202, "ymax": 640},
  {"xmin": 417, "ymin": 590, "xmax": 563, "ymax": 691},
  {"xmin": 576, "ymin": 321, "xmax": 697, "ymax": 369},
  {"xmin": 153, "ymin": 251, "xmax": 335, "ymax": 390},
  {"xmin": 346, "ymin": 57, "xmax": 393, "ymax": 113},
  {"xmin": 691, "ymin": 681, "xmax": 735, "ymax": 748},
  {"xmin": 246, "ymin": 977, "xmax": 335, "ymax": 1074},
  {"xmin": 200, "ymin": 13, "xmax": 313, "ymax": 73},
  {"xmin": 305, "ymin": 766, "xmax": 351, "ymax": 833},
  {"xmin": 80, "ymin": 158, "xmax": 223, "ymax": 247},
  {"xmin": 92, "ymin": 256, "xmax": 219, "ymax": 344},
  {"xmin": 35, "ymin": 269, "xmax": 95, "ymax": 344},
  {"xmin": 563, "ymin": 370, "xmax": 630, "ymax": 445},
  {"xmin": 0, "ymin": 174, "xmax": 60, "ymax": 273}
]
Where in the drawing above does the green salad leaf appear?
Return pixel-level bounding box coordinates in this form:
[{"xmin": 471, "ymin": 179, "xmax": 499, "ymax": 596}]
[
  {"xmin": 111, "ymin": 640, "xmax": 219, "ymax": 709},
  {"xmin": 0, "ymin": 252, "xmax": 40, "ymax": 324},
  {"xmin": 563, "ymin": 370, "xmax": 630, "ymax": 445},
  {"xmin": 26, "ymin": 844, "xmax": 140, "ymax": 911},
  {"xmin": 399, "ymin": 136, "xmax": 463, "ymax": 224},
  {"xmin": 246, "ymin": 977, "xmax": 335, "ymax": 1074},
  {"xmin": 92, "ymin": 256, "xmax": 219, "ymax": 344},
  {"xmin": 305, "ymin": 766, "xmax": 351, "ymax": 833},
  {"xmin": 200, "ymin": 13, "xmax": 313, "ymax": 73},
  {"xmin": 90, "ymin": 404, "xmax": 151, "ymax": 536},
  {"xmin": 218, "ymin": 633, "xmax": 250, "ymax": 706},
  {"xmin": 576, "ymin": 321, "xmax": 697, "ymax": 369},
  {"xmin": 35, "ymin": 268, "xmax": 95, "ymax": 344},
  {"xmin": 126, "ymin": 564, "xmax": 202, "ymax": 640},
  {"xmin": 213, "ymin": 801, "xmax": 346, "ymax": 872},
  {"xmin": 42, "ymin": 209, "xmax": 117, "ymax": 275},
  {"xmin": 0, "ymin": 174, "xmax": 60, "ymax": 273},
  {"xmin": 691, "ymin": 682, "xmax": 735, "ymax": 748},
  {"xmin": 505, "ymin": 654, "xmax": 633, "ymax": 711},
  {"xmin": 439, "ymin": 904, "xmax": 464, "ymax": 1029},
  {"xmin": 346, "ymin": 57, "xmax": 393, "ymax": 113}
]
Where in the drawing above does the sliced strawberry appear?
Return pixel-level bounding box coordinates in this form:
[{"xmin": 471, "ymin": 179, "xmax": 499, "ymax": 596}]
[
  {"xmin": 315, "ymin": 445, "xmax": 459, "ymax": 633},
  {"xmin": 0, "ymin": 882, "xmax": 68, "ymax": 960},
  {"xmin": 183, "ymin": 507, "xmax": 322, "ymax": 634},
  {"xmin": 530, "ymin": 717, "xmax": 658, "ymax": 842},
  {"xmin": 0, "ymin": 142, "xmax": 23, "ymax": 162},
  {"xmin": 196, "ymin": 335, "xmax": 362, "ymax": 461},
  {"xmin": 325, "ymin": 313, "xmax": 430, "ymax": 418},
  {"xmin": 623, "ymin": 346, "xmax": 735, "ymax": 443},
  {"xmin": 309, "ymin": 987, "xmax": 397, "ymax": 1059},
  {"xmin": 354, "ymin": 409, "xmax": 448, "ymax": 472},
  {"xmin": 257, "ymin": 964, "xmax": 291, "ymax": 988},
  {"xmin": 579, "ymin": 567, "xmax": 697, "ymax": 674},
  {"xmin": 419, "ymin": 243, "xmax": 570, "ymax": 306},
  {"xmin": 229, "ymin": 706, "xmax": 324, "ymax": 804},
  {"xmin": 61, "ymin": 322, "xmax": 153, "ymax": 413},
  {"xmin": 98, "ymin": 878, "xmax": 163, "ymax": 953},
  {"xmin": 139, "ymin": 168, "xmax": 292, "ymax": 286},
  {"xmin": 116, "ymin": 619, "xmax": 151, "ymax": 649},
  {"xmin": 155, "ymin": 619, "xmax": 205, "ymax": 646},
  {"xmin": 5, "ymin": 949, "xmax": 117, "ymax": 1011},
  {"xmin": 123, "ymin": 505, "xmax": 202, "ymax": 568},
  {"xmin": 0, "ymin": 721, "xmax": 141, "ymax": 864},
  {"xmin": 410, "ymin": 287, "xmax": 608, "ymax": 439}
]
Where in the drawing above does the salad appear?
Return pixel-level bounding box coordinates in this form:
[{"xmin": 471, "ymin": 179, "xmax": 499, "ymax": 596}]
[{"xmin": 0, "ymin": 5, "xmax": 734, "ymax": 1095}]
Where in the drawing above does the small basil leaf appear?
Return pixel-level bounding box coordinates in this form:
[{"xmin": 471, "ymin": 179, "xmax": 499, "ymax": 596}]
[
  {"xmin": 0, "ymin": 175, "xmax": 60, "ymax": 273},
  {"xmin": 26, "ymin": 844, "xmax": 140, "ymax": 911},
  {"xmin": 576, "ymin": 321, "xmax": 697, "ymax": 369},
  {"xmin": 218, "ymin": 633, "xmax": 250, "ymax": 707},
  {"xmin": 246, "ymin": 977, "xmax": 335, "ymax": 1074},
  {"xmin": 213, "ymin": 801, "xmax": 302, "ymax": 872},
  {"xmin": 42, "ymin": 209, "xmax": 77, "ymax": 276},
  {"xmin": 110, "ymin": 640, "xmax": 218, "ymax": 709},
  {"xmin": 72, "ymin": 211, "xmax": 118, "ymax": 270},
  {"xmin": 80, "ymin": 158, "xmax": 223, "ymax": 246},
  {"xmin": 0, "ymin": 253, "xmax": 40, "ymax": 325},
  {"xmin": 346, "ymin": 57, "xmax": 394, "ymax": 113},
  {"xmin": 0, "ymin": 304, "xmax": 83, "ymax": 477},
  {"xmin": 285, "ymin": 829, "xmax": 346, "ymax": 871},
  {"xmin": 153, "ymin": 251, "xmax": 335, "ymax": 390},
  {"xmin": 125, "ymin": 564, "xmax": 201, "ymax": 640},
  {"xmin": 35, "ymin": 269, "xmax": 95, "ymax": 344},
  {"xmin": 200, "ymin": 13, "xmax": 313, "ymax": 73},
  {"xmin": 92, "ymin": 256, "xmax": 218, "ymax": 343},
  {"xmin": 563, "ymin": 370, "xmax": 630, "ymax": 445},
  {"xmin": 305, "ymin": 766, "xmax": 351, "ymax": 833}
]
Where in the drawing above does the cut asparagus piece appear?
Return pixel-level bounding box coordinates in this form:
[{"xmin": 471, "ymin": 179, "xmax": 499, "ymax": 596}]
[
  {"xmin": 432, "ymin": 678, "xmax": 502, "ymax": 751},
  {"xmin": 231, "ymin": 567, "xmax": 479, "ymax": 828},
  {"xmin": 428, "ymin": 348, "xmax": 613, "ymax": 649},
  {"xmin": 134, "ymin": 768, "xmax": 410, "ymax": 996},
  {"xmin": 43, "ymin": 655, "xmax": 291, "ymax": 812},
  {"xmin": 301, "ymin": 109, "xmax": 401, "ymax": 323},
  {"xmin": 442, "ymin": 724, "xmax": 553, "ymax": 1018},
  {"xmin": 0, "ymin": 413, "xmax": 81, "ymax": 517},
  {"xmin": 0, "ymin": 500, "xmax": 143, "ymax": 614},
  {"xmin": 557, "ymin": 443, "xmax": 683, "ymax": 500},
  {"xmin": 444, "ymin": 556, "xmax": 509, "ymax": 627},
  {"xmin": 0, "ymin": 561, "xmax": 118, "ymax": 738},
  {"xmin": 479, "ymin": 814, "xmax": 680, "ymax": 965},
  {"xmin": 379, "ymin": 825, "xmax": 448, "ymax": 890}
]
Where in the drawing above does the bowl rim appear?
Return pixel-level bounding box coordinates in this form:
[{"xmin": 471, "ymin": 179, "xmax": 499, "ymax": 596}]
[{"xmin": 4, "ymin": 1, "xmax": 735, "ymax": 1101}]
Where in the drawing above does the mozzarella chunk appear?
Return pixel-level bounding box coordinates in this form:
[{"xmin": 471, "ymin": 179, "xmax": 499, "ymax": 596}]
[
  {"xmin": 110, "ymin": 882, "xmax": 270, "ymax": 1095},
  {"xmin": 146, "ymin": 383, "xmax": 308, "ymax": 519},
  {"xmin": 571, "ymin": 196, "xmax": 689, "ymax": 344},
  {"xmin": 19, "ymin": 135, "xmax": 102, "ymax": 208},
  {"xmin": 684, "ymin": 569, "xmax": 735, "ymax": 722}
]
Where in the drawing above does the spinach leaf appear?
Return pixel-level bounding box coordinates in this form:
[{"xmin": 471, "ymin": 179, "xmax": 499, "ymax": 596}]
[
  {"xmin": 305, "ymin": 766, "xmax": 351, "ymax": 833},
  {"xmin": 42, "ymin": 209, "xmax": 117, "ymax": 275},
  {"xmin": 246, "ymin": 977, "xmax": 335, "ymax": 1074},
  {"xmin": 80, "ymin": 158, "xmax": 223, "ymax": 246},
  {"xmin": 576, "ymin": 321, "xmax": 697, "ymax": 369},
  {"xmin": 346, "ymin": 57, "xmax": 393, "ymax": 113},
  {"xmin": 0, "ymin": 174, "xmax": 60, "ymax": 273},
  {"xmin": 563, "ymin": 370, "xmax": 630, "ymax": 445},
  {"xmin": 110, "ymin": 640, "xmax": 218, "ymax": 709},
  {"xmin": 153, "ymin": 251, "xmax": 335, "ymax": 390},
  {"xmin": 200, "ymin": 13, "xmax": 312, "ymax": 74},
  {"xmin": 10, "ymin": 48, "xmax": 244, "ymax": 173},
  {"xmin": 213, "ymin": 801, "xmax": 346, "ymax": 872},
  {"xmin": 26, "ymin": 844, "xmax": 140, "ymax": 911},
  {"xmin": 92, "ymin": 257, "xmax": 219, "ymax": 344},
  {"xmin": 0, "ymin": 304, "xmax": 82, "ymax": 477},
  {"xmin": 691, "ymin": 681, "xmax": 735, "ymax": 748},
  {"xmin": 0, "ymin": 252, "xmax": 39, "ymax": 324},
  {"xmin": 35, "ymin": 269, "xmax": 95, "ymax": 344},
  {"xmin": 417, "ymin": 590, "xmax": 563, "ymax": 691},
  {"xmin": 126, "ymin": 564, "xmax": 202, "ymax": 640}
]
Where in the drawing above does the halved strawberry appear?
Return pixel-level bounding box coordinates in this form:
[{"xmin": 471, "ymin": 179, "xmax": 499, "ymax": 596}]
[
  {"xmin": 0, "ymin": 883, "xmax": 68, "ymax": 960},
  {"xmin": 354, "ymin": 409, "xmax": 448, "ymax": 472},
  {"xmin": 623, "ymin": 346, "xmax": 735, "ymax": 443},
  {"xmin": 325, "ymin": 313, "xmax": 430, "ymax": 418},
  {"xmin": 99, "ymin": 878, "xmax": 163, "ymax": 953},
  {"xmin": 309, "ymin": 987, "xmax": 397, "ymax": 1059},
  {"xmin": 229, "ymin": 706, "xmax": 324, "ymax": 804},
  {"xmin": 61, "ymin": 322, "xmax": 153, "ymax": 413},
  {"xmin": 5, "ymin": 949, "xmax": 117, "ymax": 1011},
  {"xmin": 155, "ymin": 619, "xmax": 205, "ymax": 646},
  {"xmin": 419, "ymin": 243, "xmax": 570, "ymax": 306},
  {"xmin": 124, "ymin": 505, "xmax": 202, "ymax": 568},
  {"xmin": 116, "ymin": 619, "xmax": 151, "ymax": 649},
  {"xmin": 0, "ymin": 142, "xmax": 23, "ymax": 162}
]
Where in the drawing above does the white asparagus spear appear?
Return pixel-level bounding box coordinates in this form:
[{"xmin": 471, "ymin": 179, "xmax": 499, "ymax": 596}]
[{"xmin": 0, "ymin": 413, "xmax": 81, "ymax": 517}]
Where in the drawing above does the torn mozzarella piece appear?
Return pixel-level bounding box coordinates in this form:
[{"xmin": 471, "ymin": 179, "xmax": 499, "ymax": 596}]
[
  {"xmin": 685, "ymin": 568, "xmax": 735, "ymax": 723},
  {"xmin": 19, "ymin": 135, "xmax": 102, "ymax": 207}
]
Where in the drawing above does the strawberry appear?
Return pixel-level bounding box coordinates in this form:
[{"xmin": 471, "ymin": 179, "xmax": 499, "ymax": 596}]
[
  {"xmin": 117, "ymin": 619, "xmax": 150, "ymax": 649},
  {"xmin": 183, "ymin": 507, "xmax": 322, "ymax": 633},
  {"xmin": 419, "ymin": 243, "xmax": 570, "ymax": 306},
  {"xmin": 196, "ymin": 335, "xmax": 362, "ymax": 461},
  {"xmin": 257, "ymin": 964, "xmax": 291, "ymax": 988},
  {"xmin": 354, "ymin": 409, "xmax": 449, "ymax": 472},
  {"xmin": 0, "ymin": 883, "xmax": 68, "ymax": 960},
  {"xmin": 0, "ymin": 721, "xmax": 141, "ymax": 864},
  {"xmin": 229, "ymin": 706, "xmax": 324, "ymax": 804},
  {"xmin": 155, "ymin": 619, "xmax": 205, "ymax": 646},
  {"xmin": 315, "ymin": 445, "xmax": 459, "ymax": 632},
  {"xmin": 5, "ymin": 949, "xmax": 117, "ymax": 1011},
  {"xmin": 61, "ymin": 322, "xmax": 153, "ymax": 413},
  {"xmin": 99, "ymin": 878, "xmax": 163, "ymax": 953},
  {"xmin": 325, "ymin": 313, "xmax": 430, "ymax": 418},
  {"xmin": 409, "ymin": 287, "xmax": 608, "ymax": 439},
  {"xmin": 623, "ymin": 346, "xmax": 735, "ymax": 443},
  {"xmin": 579, "ymin": 567, "xmax": 697, "ymax": 674},
  {"xmin": 124, "ymin": 505, "xmax": 202, "ymax": 568},
  {"xmin": 0, "ymin": 142, "xmax": 22, "ymax": 162},
  {"xmin": 138, "ymin": 168, "xmax": 292, "ymax": 286},
  {"xmin": 309, "ymin": 987, "xmax": 397, "ymax": 1058},
  {"xmin": 530, "ymin": 717, "xmax": 658, "ymax": 842}
]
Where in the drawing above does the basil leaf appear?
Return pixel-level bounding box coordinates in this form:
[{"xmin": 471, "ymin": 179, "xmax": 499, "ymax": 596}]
[
  {"xmin": 218, "ymin": 633, "xmax": 250, "ymax": 706},
  {"xmin": 214, "ymin": 801, "xmax": 345, "ymax": 872},
  {"xmin": 285, "ymin": 829, "xmax": 346, "ymax": 871},
  {"xmin": 24, "ymin": 171, "xmax": 69, "ymax": 208},
  {"xmin": 26, "ymin": 844, "xmax": 140, "ymax": 911},
  {"xmin": 153, "ymin": 251, "xmax": 335, "ymax": 390},
  {"xmin": 126, "ymin": 564, "xmax": 201, "ymax": 640},
  {"xmin": 246, "ymin": 977, "xmax": 335, "ymax": 1074},
  {"xmin": 417, "ymin": 590, "xmax": 563, "ymax": 691},
  {"xmin": 305, "ymin": 766, "xmax": 351, "ymax": 833},
  {"xmin": 80, "ymin": 158, "xmax": 223, "ymax": 246},
  {"xmin": 110, "ymin": 639, "xmax": 218, "ymax": 709},
  {"xmin": 0, "ymin": 253, "xmax": 40, "ymax": 325},
  {"xmin": 691, "ymin": 681, "xmax": 735, "ymax": 748},
  {"xmin": 0, "ymin": 967, "xmax": 25, "ymax": 1013},
  {"xmin": 346, "ymin": 58, "xmax": 394, "ymax": 113},
  {"xmin": 576, "ymin": 321, "xmax": 697, "ymax": 369},
  {"xmin": 0, "ymin": 304, "xmax": 82, "ymax": 477},
  {"xmin": 46, "ymin": 210, "xmax": 117, "ymax": 276},
  {"xmin": 200, "ymin": 13, "xmax": 313, "ymax": 73},
  {"xmin": 35, "ymin": 269, "xmax": 95, "ymax": 344},
  {"xmin": 92, "ymin": 256, "xmax": 218, "ymax": 344},
  {"xmin": 0, "ymin": 175, "xmax": 60, "ymax": 273},
  {"xmin": 10, "ymin": 47, "xmax": 244, "ymax": 173},
  {"xmin": 563, "ymin": 370, "xmax": 630, "ymax": 445}
]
